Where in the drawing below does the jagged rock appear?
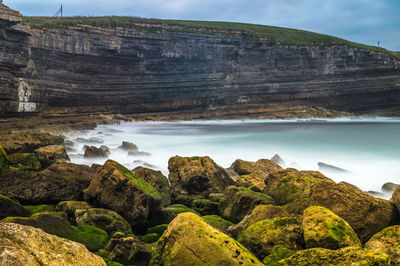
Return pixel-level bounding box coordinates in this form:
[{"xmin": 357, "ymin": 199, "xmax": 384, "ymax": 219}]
[
  {"xmin": 201, "ymin": 215, "xmax": 233, "ymax": 234},
  {"xmin": 7, "ymin": 153, "xmax": 41, "ymax": 170},
  {"xmin": 0, "ymin": 194, "xmax": 32, "ymax": 219},
  {"xmin": 231, "ymin": 159, "xmax": 283, "ymax": 190},
  {"xmin": 1, "ymin": 212, "xmax": 109, "ymax": 251},
  {"xmin": 75, "ymin": 208, "xmax": 132, "ymax": 235},
  {"xmin": 365, "ymin": 225, "xmax": 400, "ymax": 265},
  {"xmin": 271, "ymin": 154, "xmax": 286, "ymax": 167},
  {"xmin": 84, "ymin": 160, "xmax": 161, "ymax": 229},
  {"xmin": 151, "ymin": 212, "xmax": 263, "ymax": 265},
  {"xmin": 279, "ymin": 247, "xmax": 389, "ymax": 265},
  {"xmin": 134, "ymin": 166, "xmax": 171, "ymax": 207},
  {"xmin": 34, "ymin": 145, "xmax": 70, "ymax": 165},
  {"xmin": 168, "ymin": 156, "xmax": 234, "ymax": 196},
  {"xmin": 265, "ymin": 168, "xmax": 398, "ymax": 242},
  {"xmin": 119, "ymin": 141, "xmax": 138, "ymax": 151},
  {"xmin": 219, "ymin": 186, "xmax": 274, "ymax": 223},
  {"xmin": 239, "ymin": 217, "xmax": 304, "ymax": 259},
  {"xmin": 228, "ymin": 204, "xmax": 290, "ymax": 239},
  {"xmin": 318, "ymin": 162, "xmax": 349, "ymax": 173},
  {"xmin": 0, "ymin": 223, "xmax": 106, "ymax": 265},
  {"xmin": 0, "ymin": 133, "xmax": 64, "ymax": 154},
  {"xmin": 382, "ymin": 182, "xmax": 399, "ymax": 193},
  {"xmin": 101, "ymin": 232, "xmax": 152, "ymax": 266},
  {"xmin": 84, "ymin": 145, "xmax": 110, "ymax": 158},
  {"xmin": 192, "ymin": 198, "xmax": 219, "ymax": 215},
  {"xmin": 302, "ymin": 206, "xmax": 361, "ymax": 249},
  {"xmin": 0, "ymin": 145, "xmax": 8, "ymax": 175},
  {"xmin": 56, "ymin": 201, "xmax": 92, "ymax": 222}
]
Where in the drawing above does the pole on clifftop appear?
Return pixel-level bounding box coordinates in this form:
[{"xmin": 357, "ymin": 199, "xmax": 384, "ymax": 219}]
[{"xmin": 54, "ymin": 4, "xmax": 63, "ymax": 17}]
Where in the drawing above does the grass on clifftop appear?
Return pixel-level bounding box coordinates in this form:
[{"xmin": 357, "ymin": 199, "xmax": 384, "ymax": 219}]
[{"xmin": 22, "ymin": 16, "xmax": 399, "ymax": 59}]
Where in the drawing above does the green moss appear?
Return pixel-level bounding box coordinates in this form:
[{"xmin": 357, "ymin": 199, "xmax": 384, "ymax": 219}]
[
  {"xmin": 0, "ymin": 145, "xmax": 8, "ymax": 175},
  {"xmin": 73, "ymin": 225, "xmax": 109, "ymax": 251},
  {"xmin": 329, "ymin": 220, "xmax": 346, "ymax": 242},
  {"xmin": 24, "ymin": 204, "xmax": 56, "ymax": 214},
  {"xmin": 111, "ymin": 161, "xmax": 160, "ymax": 198},
  {"xmin": 187, "ymin": 156, "xmax": 200, "ymax": 162},
  {"xmin": 102, "ymin": 258, "xmax": 123, "ymax": 266},
  {"xmin": 138, "ymin": 233, "xmax": 160, "ymax": 243},
  {"xmin": 192, "ymin": 199, "xmax": 219, "ymax": 215},
  {"xmin": 7, "ymin": 153, "xmax": 41, "ymax": 170},
  {"xmin": 147, "ymin": 224, "xmax": 168, "ymax": 235},
  {"xmin": 201, "ymin": 215, "xmax": 233, "ymax": 233},
  {"xmin": 262, "ymin": 245, "xmax": 293, "ymax": 265}
]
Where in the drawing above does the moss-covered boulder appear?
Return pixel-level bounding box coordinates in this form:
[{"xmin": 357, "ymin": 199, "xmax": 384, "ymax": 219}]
[
  {"xmin": 263, "ymin": 245, "xmax": 293, "ymax": 266},
  {"xmin": 0, "ymin": 132, "xmax": 64, "ymax": 154},
  {"xmin": 231, "ymin": 159, "xmax": 283, "ymax": 190},
  {"xmin": 192, "ymin": 198, "xmax": 219, "ymax": 215},
  {"xmin": 0, "ymin": 194, "xmax": 32, "ymax": 219},
  {"xmin": 24, "ymin": 204, "xmax": 56, "ymax": 214},
  {"xmin": 75, "ymin": 208, "xmax": 132, "ymax": 235},
  {"xmin": 365, "ymin": 225, "xmax": 400, "ymax": 265},
  {"xmin": 279, "ymin": 247, "xmax": 389, "ymax": 265},
  {"xmin": 302, "ymin": 206, "xmax": 361, "ymax": 250},
  {"xmin": 173, "ymin": 194, "xmax": 203, "ymax": 206},
  {"xmin": 147, "ymin": 224, "xmax": 168, "ymax": 235},
  {"xmin": 168, "ymin": 156, "xmax": 234, "ymax": 197},
  {"xmin": 158, "ymin": 204, "xmax": 199, "ymax": 224},
  {"xmin": 151, "ymin": 212, "xmax": 263, "ymax": 265},
  {"xmin": 84, "ymin": 160, "xmax": 161, "ymax": 230},
  {"xmin": 201, "ymin": 215, "xmax": 233, "ymax": 234},
  {"xmin": 219, "ymin": 186, "xmax": 274, "ymax": 223},
  {"xmin": 84, "ymin": 145, "xmax": 110, "ymax": 158},
  {"xmin": 56, "ymin": 200, "xmax": 92, "ymax": 222},
  {"xmin": 239, "ymin": 217, "xmax": 304, "ymax": 259},
  {"xmin": 7, "ymin": 152, "xmax": 41, "ymax": 170},
  {"xmin": 0, "ymin": 145, "xmax": 8, "ymax": 175},
  {"xmin": 265, "ymin": 168, "xmax": 398, "ymax": 243},
  {"xmin": 228, "ymin": 204, "xmax": 290, "ymax": 239},
  {"xmin": 42, "ymin": 162, "xmax": 95, "ymax": 186},
  {"xmin": 101, "ymin": 232, "xmax": 152, "ymax": 266},
  {"xmin": 134, "ymin": 166, "xmax": 171, "ymax": 207},
  {"xmin": 138, "ymin": 233, "xmax": 160, "ymax": 243},
  {"xmin": 34, "ymin": 145, "xmax": 70, "ymax": 167},
  {"xmin": 0, "ymin": 223, "xmax": 106, "ymax": 265}
]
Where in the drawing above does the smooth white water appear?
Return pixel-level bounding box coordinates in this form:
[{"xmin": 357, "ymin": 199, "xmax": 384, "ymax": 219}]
[{"xmin": 66, "ymin": 117, "xmax": 400, "ymax": 199}]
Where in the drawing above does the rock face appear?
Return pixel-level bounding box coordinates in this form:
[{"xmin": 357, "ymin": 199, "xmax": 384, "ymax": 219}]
[
  {"xmin": 302, "ymin": 206, "xmax": 361, "ymax": 249},
  {"xmin": 0, "ymin": 223, "xmax": 106, "ymax": 266},
  {"xmin": 1, "ymin": 4, "xmax": 399, "ymax": 118},
  {"xmin": 365, "ymin": 225, "xmax": 400, "ymax": 265},
  {"xmin": 84, "ymin": 160, "xmax": 161, "ymax": 229},
  {"xmin": 168, "ymin": 156, "xmax": 234, "ymax": 196},
  {"xmin": 151, "ymin": 212, "xmax": 263, "ymax": 265}
]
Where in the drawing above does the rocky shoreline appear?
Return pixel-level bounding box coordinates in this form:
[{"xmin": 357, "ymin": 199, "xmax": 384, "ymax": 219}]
[{"xmin": 0, "ymin": 131, "xmax": 400, "ymax": 265}]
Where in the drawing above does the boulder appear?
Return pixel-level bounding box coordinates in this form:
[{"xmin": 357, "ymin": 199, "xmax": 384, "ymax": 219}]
[
  {"xmin": 56, "ymin": 201, "xmax": 92, "ymax": 222},
  {"xmin": 0, "ymin": 168, "xmax": 89, "ymax": 204},
  {"xmin": 265, "ymin": 169, "xmax": 398, "ymax": 243},
  {"xmin": 173, "ymin": 194, "xmax": 203, "ymax": 207},
  {"xmin": 192, "ymin": 198, "xmax": 219, "ymax": 215},
  {"xmin": 391, "ymin": 186, "xmax": 400, "ymax": 211},
  {"xmin": 75, "ymin": 208, "xmax": 132, "ymax": 235},
  {"xmin": 119, "ymin": 141, "xmax": 138, "ymax": 151},
  {"xmin": 302, "ymin": 206, "xmax": 361, "ymax": 249},
  {"xmin": 24, "ymin": 204, "xmax": 57, "ymax": 214},
  {"xmin": 7, "ymin": 153, "xmax": 41, "ymax": 170},
  {"xmin": 84, "ymin": 160, "xmax": 161, "ymax": 229},
  {"xmin": 158, "ymin": 204, "xmax": 199, "ymax": 224},
  {"xmin": 134, "ymin": 166, "xmax": 171, "ymax": 207},
  {"xmin": 317, "ymin": 162, "xmax": 348, "ymax": 173},
  {"xmin": 34, "ymin": 145, "xmax": 70, "ymax": 165},
  {"xmin": 271, "ymin": 154, "xmax": 286, "ymax": 167},
  {"xmin": 0, "ymin": 194, "xmax": 32, "ymax": 219},
  {"xmin": 168, "ymin": 156, "xmax": 234, "ymax": 196},
  {"xmin": 263, "ymin": 245, "xmax": 293, "ymax": 266},
  {"xmin": 0, "ymin": 132, "xmax": 64, "ymax": 154},
  {"xmin": 279, "ymin": 247, "xmax": 389, "ymax": 265},
  {"xmin": 239, "ymin": 217, "xmax": 304, "ymax": 259},
  {"xmin": 365, "ymin": 225, "xmax": 400, "ymax": 265},
  {"xmin": 42, "ymin": 162, "xmax": 95, "ymax": 186},
  {"xmin": 84, "ymin": 145, "xmax": 110, "ymax": 158},
  {"xmin": 128, "ymin": 151, "xmax": 151, "ymax": 156},
  {"xmin": 147, "ymin": 224, "xmax": 168, "ymax": 235},
  {"xmin": 228, "ymin": 204, "xmax": 290, "ymax": 239},
  {"xmin": 151, "ymin": 212, "xmax": 263, "ymax": 265},
  {"xmin": 382, "ymin": 182, "xmax": 398, "ymax": 193},
  {"xmin": 1, "ymin": 212, "xmax": 109, "ymax": 251},
  {"xmin": 101, "ymin": 232, "xmax": 152, "ymax": 266},
  {"xmin": 0, "ymin": 145, "xmax": 8, "ymax": 175},
  {"xmin": 201, "ymin": 215, "xmax": 233, "ymax": 234},
  {"xmin": 0, "ymin": 223, "xmax": 106, "ymax": 265},
  {"xmin": 219, "ymin": 186, "xmax": 274, "ymax": 223},
  {"xmin": 208, "ymin": 192, "xmax": 224, "ymax": 202}
]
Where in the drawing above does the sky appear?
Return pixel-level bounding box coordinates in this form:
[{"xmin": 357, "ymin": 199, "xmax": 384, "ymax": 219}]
[{"xmin": 4, "ymin": 0, "xmax": 400, "ymax": 51}]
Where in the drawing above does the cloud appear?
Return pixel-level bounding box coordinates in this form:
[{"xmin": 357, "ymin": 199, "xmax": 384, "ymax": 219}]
[{"xmin": 4, "ymin": 0, "xmax": 400, "ymax": 51}]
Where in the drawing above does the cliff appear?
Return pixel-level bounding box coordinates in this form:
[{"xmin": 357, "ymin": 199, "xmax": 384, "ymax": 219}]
[{"xmin": 1, "ymin": 4, "xmax": 400, "ymax": 118}]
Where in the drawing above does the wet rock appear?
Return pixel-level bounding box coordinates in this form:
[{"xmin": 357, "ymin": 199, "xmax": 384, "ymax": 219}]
[
  {"xmin": 239, "ymin": 217, "xmax": 304, "ymax": 259},
  {"xmin": 84, "ymin": 145, "xmax": 110, "ymax": 158},
  {"xmin": 173, "ymin": 194, "xmax": 203, "ymax": 207},
  {"xmin": 84, "ymin": 160, "xmax": 161, "ymax": 229},
  {"xmin": 34, "ymin": 145, "xmax": 70, "ymax": 167},
  {"xmin": 134, "ymin": 166, "xmax": 171, "ymax": 207},
  {"xmin": 0, "ymin": 133, "xmax": 64, "ymax": 154},
  {"xmin": 101, "ymin": 232, "xmax": 152, "ymax": 266},
  {"xmin": 0, "ymin": 223, "xmax": 106, "ymax": 265},
  {"xmin": 7, "ymin": 153, "xmax": 41, "ymax": 170},
  {"xmin": 191, "ymin": 198, "xmax": 219, "ymax": 215},
  {"xmin": 219, "ymin": 186, "xmax": 274, "ymax": 223},
  {"xmin": 318, "ymin": 162, "xmax": 348, "ymax": 173},
  {"xmin": 228, "ymin": 204, "xmax": 290, "ymax": 239},
  {"xmin": 280, "ymin": 247, "xmax": 389, "ymax": 265},
  {"xmin": 302, "ymin": 206, "xmax": 361, "ymax": 249},
  {"xmin": 271, "ymin": 154, "xmax": 286, "ymax": 167},
  {"xmin": 158, "ymin": 204, "xmax": 199, "ymax": 224},
  {"xmin": 119, "ymin": 141, "xmax": 138, "ymax": 151},
  {"xmin": 365, "ymin": 225, "xmax": 400, "ymax": 265},
  {"xmin": 0, "ymin": 145, "xmax": 8, "ymax": 176},
  {"xmin": 366, "ymin": 190, "xmax": 386, "ymax": 197},
  {"xmin": 382, "ymin": 182, "xmax": 399, "ymax": 193},
  {"xmin": 76, "ymin": 137, "xmax": 104, "ymax": 144},
  {"xmin": 0, "ymin": 194, "xmax": 32, "ymax": 219},
  {"xmin": 75, "ymin": 208, "xmax": 132, "ymax": 235},
  {"xmin": 56, "ymin": 200, "xmax": 92, "ymax": 222},
  {"xmin": 128, "ymin": 151, "xmax": 151, "ymax": 156},
  {"xmin": 151, "ymin": 212, "xmax": 263, "ymax": 265},
  {"xmin": 42, "ymin": 162, "xmax": 95, "ymax": 186},
  {"xmin": 201, "ymin": 215, "xmax": 233, "ymax": 234},
  {"xmin": 168, "ymin": 155, "xmax": 234, "ymax": 196}
]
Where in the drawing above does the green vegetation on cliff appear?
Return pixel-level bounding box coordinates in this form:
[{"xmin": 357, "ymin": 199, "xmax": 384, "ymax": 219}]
[{"xmin": 22, "ymin": 16, "xmax": 399, "ymax": 59}]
